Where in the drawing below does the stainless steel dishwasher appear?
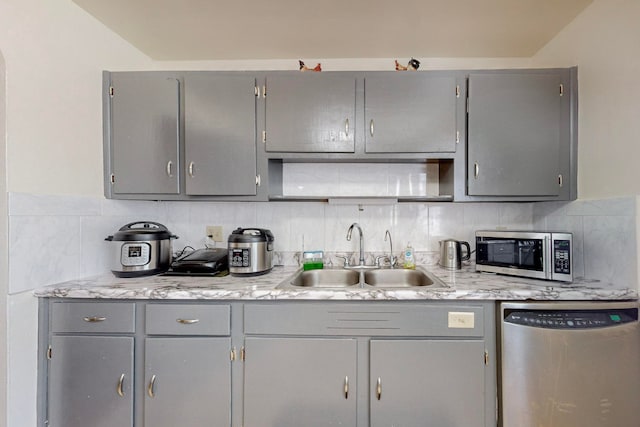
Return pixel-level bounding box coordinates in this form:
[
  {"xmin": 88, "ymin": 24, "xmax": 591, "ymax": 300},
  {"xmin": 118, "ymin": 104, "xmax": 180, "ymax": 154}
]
[{"xmin": 499, "ymin": 301, "xmax": 640, "ymax": 427}]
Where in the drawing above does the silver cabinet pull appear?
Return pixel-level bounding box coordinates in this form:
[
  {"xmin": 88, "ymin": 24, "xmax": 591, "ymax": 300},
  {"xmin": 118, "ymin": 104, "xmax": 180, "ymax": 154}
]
[
  {"xmin": 176, "ymin": 318, "xmax": 199, "ymax": 324},
  {"xmin": 344, "ymin": 376, "xmax": 349, "ymax": 399},
  {"xmin": 369, "ymin": 119, "xmax": 375, "ymax": 137},
  {"xmin": 376, "ymin": 377, "xmax": 382, "ymax": 400},
  {"xmin": 474, "ymin": 162, "xmax": 479, "ymax": 179},
  {"xmin": 83, "ymin": 316, "xmax": 106, "ymax": 323},
  {"xmin": 345, "ymin": 118, "xmax": 350, "ymax": 137},
  {"xmin": 117, "ymin": 374, "xmax": 125, "ymax": 397},
  {"xmin": 148, "ymin": 374, "xmax": 157, "ymax": 398},
  {"xmin": 188, "ymin": 161, "xmax": 195, "ymax": 178},
  {"xmin": 558, "ymin": 174, "xmax": 563, "ymax": 187},
  {"xmin": 166, "ymin": 160, "xmax": 174, "ymax": 177}
]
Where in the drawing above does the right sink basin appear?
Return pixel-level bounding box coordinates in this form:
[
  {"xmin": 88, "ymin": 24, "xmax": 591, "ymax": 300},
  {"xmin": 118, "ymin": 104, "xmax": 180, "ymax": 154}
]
[{"xmin": 363, "ymin": 268, "xmax": 445, "ymax": 288}]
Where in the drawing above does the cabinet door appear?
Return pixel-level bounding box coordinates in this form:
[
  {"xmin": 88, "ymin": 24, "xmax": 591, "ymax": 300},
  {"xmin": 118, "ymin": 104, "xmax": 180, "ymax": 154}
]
[
  {"xmin": 467, "ymin": 73, "xmax": 563, "ymax": 196},
  {"xmin": 144, "ymin": 337, "xmax": 231, "ymax": 427},
  {"xmin": 264, "ymin": 74, "xmax": 356, "ymax": 152},
  {"xmin": 365, "ymin": 74, "xmax": 458, "ymax": 153},
  {"xmin": 185, "ymin": 74, "xmax": 257, "ymax": 195},
  {"xmin": 48, "ymin": 335, "xmax": 134, "ymax": 427},
  {"xmin": 110, "ymin": 73, "xmax": 180, "ymax": 195},
  {"xmin": 243, "ymin": 337, "xmax": 357, "ymax": 427},
  {"xmin": 370, "ymin": 339, "xmax": 486, "ymax": 427}
]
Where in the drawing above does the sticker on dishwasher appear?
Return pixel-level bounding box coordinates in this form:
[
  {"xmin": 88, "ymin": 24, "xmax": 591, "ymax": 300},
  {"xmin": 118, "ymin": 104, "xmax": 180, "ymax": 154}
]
[{"xmin": 448, "ymin": 312, "xmax": 475, "ymax": 328}]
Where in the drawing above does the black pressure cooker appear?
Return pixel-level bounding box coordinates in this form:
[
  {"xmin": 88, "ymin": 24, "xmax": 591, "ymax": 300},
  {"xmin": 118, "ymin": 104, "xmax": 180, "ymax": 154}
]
[{"xmin": 105, "ymin": 221, "xmax": 178, "ymax": 277}]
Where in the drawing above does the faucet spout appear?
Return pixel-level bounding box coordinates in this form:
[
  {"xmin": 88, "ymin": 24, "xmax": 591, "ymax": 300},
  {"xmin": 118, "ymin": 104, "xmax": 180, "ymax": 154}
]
[
  {"xmin": 384, "ymin": 230, "xmax": 396, "ymax": 268},
  {"xmin": 346, "ymin": 223, "xmax": 365, "ymax": 266}
]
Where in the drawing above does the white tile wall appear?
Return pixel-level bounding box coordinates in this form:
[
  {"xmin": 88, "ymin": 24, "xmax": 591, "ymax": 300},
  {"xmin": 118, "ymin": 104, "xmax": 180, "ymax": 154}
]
[{"xmin": 8, "ymin": 192, "xmax": 638, "ymax": 292}]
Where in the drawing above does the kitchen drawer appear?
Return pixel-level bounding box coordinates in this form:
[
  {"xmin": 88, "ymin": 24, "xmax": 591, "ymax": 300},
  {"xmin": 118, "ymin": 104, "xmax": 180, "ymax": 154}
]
[
  {"xmin": 50, "ymin": 301, "xmax": 135, "ymax": 333},
  {"xmin": 145, "ymin": 304, "xmax": 230, "ymax": 336},
  {"xmin": 244, "ymin": 303, "xmax": 485, "ymax": 337}
]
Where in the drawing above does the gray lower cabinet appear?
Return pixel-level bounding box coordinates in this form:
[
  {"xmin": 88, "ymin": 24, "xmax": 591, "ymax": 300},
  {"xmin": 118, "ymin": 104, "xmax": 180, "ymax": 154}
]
[
  {"xmin": 467, "ymin": 70, "xmax": 573, "ymax": 197},
  {"xmin": 144, "ymin": 337, "xmax": 231, "ymax": 427},
  {"xmin": 370, "ymin": 339, "xmax": 486, "ymax": 427},
  {"xmin": 42, "ymin": 301, "xmax": 233, "ymax": 427},
  {"xmin": 364, "ymin": 73, "xmax": 460, "ymax": 153},
  {"xmin": 48, "ymin": 335, "xmax": 134, "ymax": 427},
  {"xmin": 243, "ymin": 337, "xmax": 357, "ymax": 427},
  {"xmin": 264, "ymin": 73, "xmax": 356, "ymax": 153}
]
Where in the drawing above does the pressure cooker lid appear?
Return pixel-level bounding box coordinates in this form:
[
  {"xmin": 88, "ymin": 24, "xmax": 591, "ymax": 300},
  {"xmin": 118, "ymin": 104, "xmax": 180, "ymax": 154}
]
[
  {"xmin": 228, "ymin": 227, "xmax": 274, "ymax": 243},
  {"xmin": 106, "ymin": 221, "xmax": 176, "ymax": 242}
]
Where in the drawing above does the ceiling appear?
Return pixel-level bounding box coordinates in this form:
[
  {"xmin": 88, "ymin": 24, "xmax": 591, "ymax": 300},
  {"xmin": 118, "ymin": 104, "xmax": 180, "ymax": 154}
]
[{"xmin": 72, "ymin": 0, "xmax": 593, "ymax": 61}]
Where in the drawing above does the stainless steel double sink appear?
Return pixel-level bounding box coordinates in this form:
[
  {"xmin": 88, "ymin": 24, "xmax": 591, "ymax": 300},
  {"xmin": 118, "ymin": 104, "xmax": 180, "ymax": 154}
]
[{"xmin": 277, "ymin": 267, "xmax": 446, "ymax": 289}]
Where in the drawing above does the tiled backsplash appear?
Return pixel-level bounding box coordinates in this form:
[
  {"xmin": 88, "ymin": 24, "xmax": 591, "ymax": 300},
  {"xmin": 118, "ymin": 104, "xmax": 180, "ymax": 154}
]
[{"xmin": 8, "ymin": 192, "xmax": 637, "ymax": 293}]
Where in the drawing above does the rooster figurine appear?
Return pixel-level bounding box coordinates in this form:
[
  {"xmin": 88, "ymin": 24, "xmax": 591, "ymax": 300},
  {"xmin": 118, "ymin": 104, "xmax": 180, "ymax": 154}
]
[
  {"xmin": 299, "ymin": 60, "xmax": 322, "ymax": 72},
  {"xmin": 395, "ymin": 58, "xmax": 421, "ymax": 71}
]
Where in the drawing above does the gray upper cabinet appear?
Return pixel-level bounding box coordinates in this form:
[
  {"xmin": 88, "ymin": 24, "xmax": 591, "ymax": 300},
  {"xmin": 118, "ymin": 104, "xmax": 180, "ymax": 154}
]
[
  {"xmin": 467, "ymin": 71, "xmax": 566, "ymax": 197},
  {"xmin": 365, "ymin": 73, "xmax": 459, "ymax": 153},
  {"xmin": 48, "ymin": 335, "xmax": 134, "ymax": 427},
  {"xmin": 184, "ymin": 74, "xmax": 257, "ymax": 196},
  {"xmin": 264, "ymin": 73, "xmax": 356, "ymax": 152},
  {"xmin": 109, "ymin": 73, "xmax": 180, "ymax": 195}
]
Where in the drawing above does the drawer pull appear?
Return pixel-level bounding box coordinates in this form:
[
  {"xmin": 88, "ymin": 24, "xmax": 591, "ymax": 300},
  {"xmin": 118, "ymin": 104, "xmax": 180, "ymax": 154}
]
[
  {"xmin": 376, "ymin": 377, "xmax": 382, "ymax": 400},
  {"xmin": 345, "ymin": 118, "xmax": 350, "ymax": 137},
  {"xmin": 117, "ymin": 374, "xmax": 125, "ymax": 397},
  {"xmin": 83, "ymin": 316, "xmax": 106, "ymax": 323},
  {"xmin": 176, "ymin": 318, "xmax": 199, "ymax": 325},
  {"xmin": 369, "ymin": 119, "xmax": 375, "ymax": 137},
  {"xmin": 148, "ymin": 374, "xmax": 157, "ymax": 398},
  {"xmin": 344, "ymin": 376, "xmax": 349, "ymax": 399}
]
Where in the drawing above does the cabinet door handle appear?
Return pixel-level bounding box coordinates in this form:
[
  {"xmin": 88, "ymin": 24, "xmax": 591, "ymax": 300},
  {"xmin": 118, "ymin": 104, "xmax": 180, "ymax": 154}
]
[
  {"xmin": 188, "ymin": 161, "xmax": 195, "ymax": 178},
  {"xmin": 148, "ymin": 374, "xmax": 157, "ymax": 398},
  {"xmin": 345, "ymin": 118, "xmax": 350, "ymax": 137},
  {"xmin": 474, "ymin": 162, "xmax": 479, "ymax": 179},
  {"xmin": 176, "ymin": 318, "xmax": 199, "ymax": 324},
  {"xmin": 166, "ymin": 161, "xmax": 174, "ymax": 178},
  {"xmin": 344, "ymin": 376, "xmax": 349, "ymax": 399},
  {"xmin": 117, "ymin": 374, "xmax": 125, "ymax": 397},
  {"xmin": 369, "ymin": 119, "xmax": 375, "ymax": 137},
  {"xmin": 83, "ymin": 316, "xmax": 106, "ymax": 323},
  {"xmin": 376, "ymin": 377, "xmax": 382, "ymax": 400},
  {"xmin": 558, "ymin": 174, "xmax": 563, "ymax": 187}
]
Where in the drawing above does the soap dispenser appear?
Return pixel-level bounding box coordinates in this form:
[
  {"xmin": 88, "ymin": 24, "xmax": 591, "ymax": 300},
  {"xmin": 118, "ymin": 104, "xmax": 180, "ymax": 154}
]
[{"xmin": 403, "ymin": 242, "xmax": 416, "ymax": 269}]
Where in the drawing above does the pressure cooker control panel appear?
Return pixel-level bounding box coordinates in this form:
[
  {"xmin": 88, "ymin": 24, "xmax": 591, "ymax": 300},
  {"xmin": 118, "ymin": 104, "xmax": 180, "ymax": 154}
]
[
  {"xmin": 230, "ymin": 248, "xmax": 251, "ymax": 268},
  {"xmin": 120, "ymin": 242, "xmax": 151, "ymax": 266},
  {"xmin": 505, "ymin": 309, "xmax": 637, "ymax": 329}
]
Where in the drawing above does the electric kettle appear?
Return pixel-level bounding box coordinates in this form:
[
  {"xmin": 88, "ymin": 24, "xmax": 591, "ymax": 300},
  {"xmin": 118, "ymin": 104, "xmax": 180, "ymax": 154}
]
[{"xmin": 439, "ymin": 239, "xmax": 471, "ymax": 270}]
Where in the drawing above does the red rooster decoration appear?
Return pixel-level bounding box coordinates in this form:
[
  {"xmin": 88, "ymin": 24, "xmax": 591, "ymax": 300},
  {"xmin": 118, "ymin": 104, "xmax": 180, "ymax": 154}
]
[{"xmin": 299, "ymin": 60, "xmax": 322, "ymax": 72}]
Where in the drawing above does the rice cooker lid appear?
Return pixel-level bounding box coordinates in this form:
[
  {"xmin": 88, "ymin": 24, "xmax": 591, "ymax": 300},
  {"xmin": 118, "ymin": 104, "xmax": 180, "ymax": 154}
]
[
  {"xmin": 108, "ymin": 221, "xmax": 175, "ymax": 242},
  {"xmin": 228, "ymin": 227, "xmax": 274, "ymax": 244}
]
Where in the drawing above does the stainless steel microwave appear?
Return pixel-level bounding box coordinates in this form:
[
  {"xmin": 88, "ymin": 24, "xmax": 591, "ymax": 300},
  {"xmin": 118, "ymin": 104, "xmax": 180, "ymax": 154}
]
[{"xmin": 475, "ymin": 231, "xmax": 572, "ymax": 282}]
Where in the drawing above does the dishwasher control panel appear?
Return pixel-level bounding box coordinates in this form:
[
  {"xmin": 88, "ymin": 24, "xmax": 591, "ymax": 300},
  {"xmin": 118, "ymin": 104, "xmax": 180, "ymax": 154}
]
[{"xmin": 505, "ymin": 309, "xmax": 637, "ymax": 329}]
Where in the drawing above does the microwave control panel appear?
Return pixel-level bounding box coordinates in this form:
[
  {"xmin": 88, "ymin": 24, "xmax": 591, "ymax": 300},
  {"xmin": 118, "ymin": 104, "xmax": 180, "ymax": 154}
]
[{"xmin": 553, "ymin": 239, "xmax": 571, "ymax": 274}]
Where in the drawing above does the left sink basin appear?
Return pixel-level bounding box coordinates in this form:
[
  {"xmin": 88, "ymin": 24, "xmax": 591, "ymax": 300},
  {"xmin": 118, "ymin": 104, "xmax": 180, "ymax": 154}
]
[{"xmin": 280, "ymin": 269, "xmax": 361, "ymax": 288}]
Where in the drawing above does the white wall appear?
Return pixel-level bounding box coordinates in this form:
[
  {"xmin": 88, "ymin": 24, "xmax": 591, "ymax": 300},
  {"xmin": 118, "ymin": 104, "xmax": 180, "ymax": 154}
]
[
  {"xmin": 0, "ymin": 0, "xmax": 153, "ymax": 198},
  {"xmin": 532, "ymin": 0, "xmax": 640, "ymax": 199},
  {"xmin": 0, "ymin": 1, "xmax": 152, "ymax": 425},
  {"xmin": 1, "ymin": 48, "xmax": 9, "ymax": 426}
]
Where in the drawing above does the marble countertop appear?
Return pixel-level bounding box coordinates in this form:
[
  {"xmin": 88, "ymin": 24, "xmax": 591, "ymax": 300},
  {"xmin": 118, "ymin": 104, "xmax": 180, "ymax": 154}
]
[{"xmin": 33, "ymin": 265, "xmax": 638, "ymax": 301}]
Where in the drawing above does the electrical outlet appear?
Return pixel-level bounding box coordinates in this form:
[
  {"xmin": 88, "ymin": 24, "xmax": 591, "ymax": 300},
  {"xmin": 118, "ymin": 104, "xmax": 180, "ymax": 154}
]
[{"xmin": 206, "ymin": 226, "xmax": 224, "ymax": 242}]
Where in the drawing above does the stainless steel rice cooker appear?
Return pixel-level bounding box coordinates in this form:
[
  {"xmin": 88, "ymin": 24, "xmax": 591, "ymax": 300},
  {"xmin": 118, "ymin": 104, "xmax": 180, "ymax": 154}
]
[
  {"xmin": 105, "ymin": 221, "xmax": 178, "ymax": 277},
  {"xmin": 228, "ymin": 227, "xmax": 274, "ymax": 276}
]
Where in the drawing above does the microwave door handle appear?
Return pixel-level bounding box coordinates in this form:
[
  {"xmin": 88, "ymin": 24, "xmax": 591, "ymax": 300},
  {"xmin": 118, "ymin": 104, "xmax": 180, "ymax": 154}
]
[{"xmin": 543, "ymin": 236, "xmax": 552, "ymax": 280}]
